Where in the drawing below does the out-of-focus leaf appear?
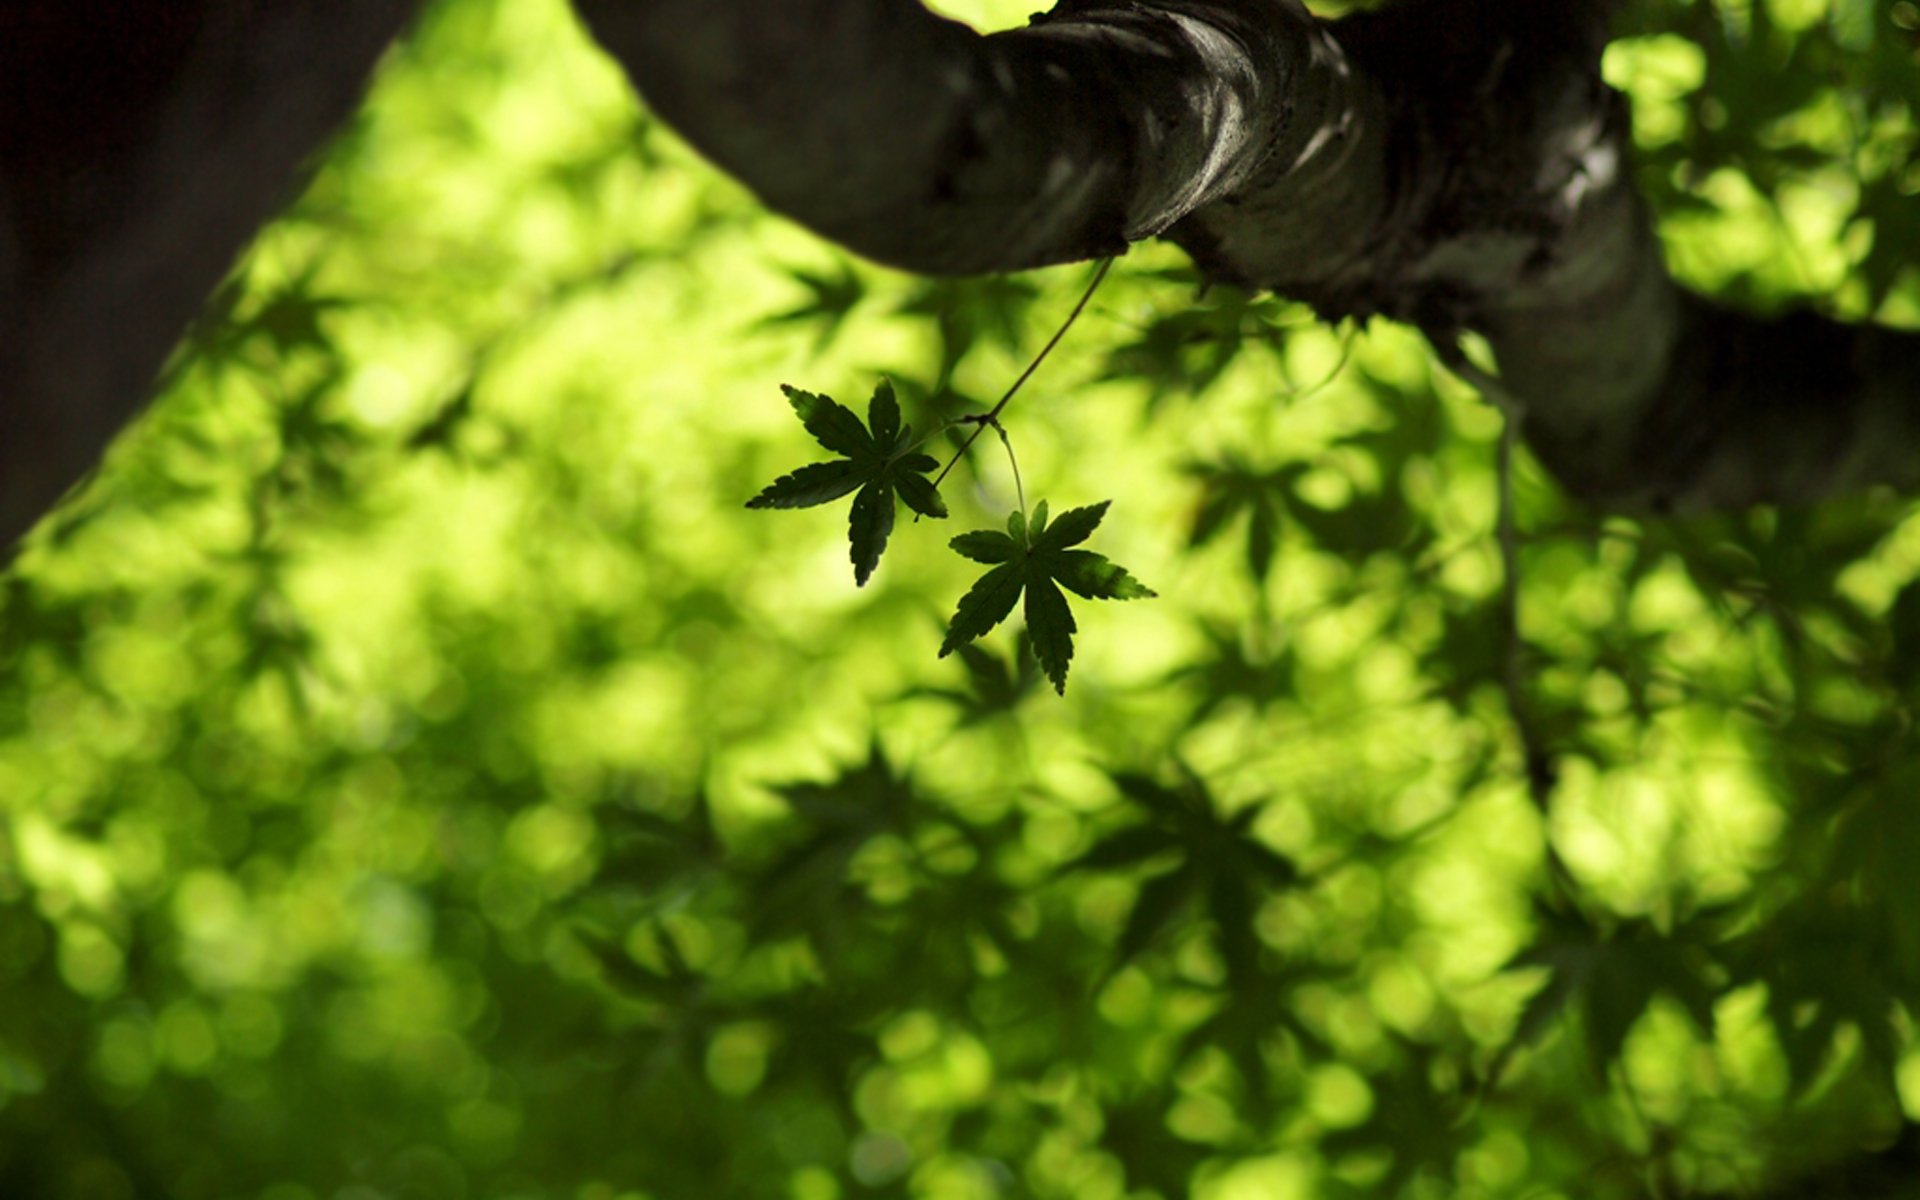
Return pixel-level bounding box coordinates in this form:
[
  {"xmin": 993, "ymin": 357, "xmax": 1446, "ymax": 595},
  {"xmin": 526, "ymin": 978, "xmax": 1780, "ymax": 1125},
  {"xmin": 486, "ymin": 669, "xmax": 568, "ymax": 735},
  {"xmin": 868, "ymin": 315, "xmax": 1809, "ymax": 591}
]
[
  {"xmin": 757, "ymin": 260, "xmax": 865, "ymax": 353},
  {"xmin": 1072, "ymin": 767, "xmax": 1299, "ymax": 981},
  {"xmin": 1491, "ymin": 904, "xmax": 1727, "ymax": 1082}
]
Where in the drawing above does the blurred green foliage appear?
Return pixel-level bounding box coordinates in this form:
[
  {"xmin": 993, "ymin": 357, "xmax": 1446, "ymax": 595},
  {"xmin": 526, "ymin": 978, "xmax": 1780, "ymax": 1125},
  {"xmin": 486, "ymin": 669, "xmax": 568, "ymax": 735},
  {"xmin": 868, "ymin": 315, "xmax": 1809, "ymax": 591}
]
[{"xmin": 3, "ymin": 0, "xmax": 1920, "ymax": 1197}]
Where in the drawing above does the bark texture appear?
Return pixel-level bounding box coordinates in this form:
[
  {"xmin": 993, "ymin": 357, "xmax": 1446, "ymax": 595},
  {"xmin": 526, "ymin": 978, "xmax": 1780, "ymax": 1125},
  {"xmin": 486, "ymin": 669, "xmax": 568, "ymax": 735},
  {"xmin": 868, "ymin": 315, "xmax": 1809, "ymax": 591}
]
[
  {"xmin": 577, "ymin": 0, "xmax": 1920, "ymax": 517},
  {"xmin": 0, "ymin": 0, "xmax": 422, "ymax": 553},
  {"xmin": 2, "ymin": 0, "xmax": 1916, "ymax": 554}
]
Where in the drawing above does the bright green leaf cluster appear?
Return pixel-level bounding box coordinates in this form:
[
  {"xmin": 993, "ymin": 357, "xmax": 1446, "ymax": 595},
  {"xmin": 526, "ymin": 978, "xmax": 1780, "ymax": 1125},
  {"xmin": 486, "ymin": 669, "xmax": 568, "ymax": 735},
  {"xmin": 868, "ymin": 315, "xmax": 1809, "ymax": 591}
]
[{"xmin": 14, "ymin": 4, "xmax": 1920, "ymax": 1199}]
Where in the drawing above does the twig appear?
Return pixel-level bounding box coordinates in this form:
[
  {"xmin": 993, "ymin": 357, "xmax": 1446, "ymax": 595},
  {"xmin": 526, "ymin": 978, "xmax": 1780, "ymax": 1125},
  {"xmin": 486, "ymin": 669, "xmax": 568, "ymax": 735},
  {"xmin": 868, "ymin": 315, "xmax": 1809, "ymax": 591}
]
[
  {"xmin": 1280, "ymin": 320, "xmax": 1357, "ymax": 403},
  {"xmin": 992, "ymin": 420, "xmax": 1026, "ymax": 520},
  {"xmin": 1437, "ymin": 344, "xmax": 1560, "ymax": 815},
  {"xmin": 931, "ymin": 257, "xmax": 1113, "ymax": 490}
]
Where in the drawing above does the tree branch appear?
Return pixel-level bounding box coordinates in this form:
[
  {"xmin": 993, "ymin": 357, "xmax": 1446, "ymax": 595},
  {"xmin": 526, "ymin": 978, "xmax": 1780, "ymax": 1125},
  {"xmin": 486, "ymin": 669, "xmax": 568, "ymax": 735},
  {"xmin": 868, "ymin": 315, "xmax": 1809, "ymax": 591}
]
[
  {"xmin": 571, "ymin": 0, "xmax": 1374, "ymax": 277},
  {"xmin": 1527, "ymin": 299, "xmax": 1920, "ymax": 511},
  {"xmin": 590, "ymin": 0, "xmax": 1920, "ymax": 518},
  {"xmin": 4, "ymin": 0, "xmax": 1914, "ymax": 556},
  {"xmin": 0, "ymin": 1, "xmax": 423, "ymax": 554}
]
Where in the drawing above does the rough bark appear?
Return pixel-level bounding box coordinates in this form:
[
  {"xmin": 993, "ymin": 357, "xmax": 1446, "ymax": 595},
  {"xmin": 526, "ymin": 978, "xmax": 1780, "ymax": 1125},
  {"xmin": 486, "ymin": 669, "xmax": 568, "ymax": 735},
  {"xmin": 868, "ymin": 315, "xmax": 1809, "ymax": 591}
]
[
  {"xmin": 0, "ymin": 1, "xmax": 422, "ymax": 554},
  {"xmin": 577, "ymin": 0, "xmax": 1920, "ymax": 516},
  {"xmin": 3, "ymin": 0, "xmax": 1916, "ymax": 554},
  {"xmin": 1, "ymin": 2, "xmax": 1916, "ymax": 1195}
]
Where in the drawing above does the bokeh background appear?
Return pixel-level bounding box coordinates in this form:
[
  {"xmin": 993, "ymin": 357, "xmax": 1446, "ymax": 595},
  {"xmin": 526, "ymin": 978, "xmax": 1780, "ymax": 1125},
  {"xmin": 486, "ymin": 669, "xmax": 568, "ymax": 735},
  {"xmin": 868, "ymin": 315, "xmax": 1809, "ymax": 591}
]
[{"xmin": 3, "ymin": 1, "xmax": 1920, "ymax": 1196}]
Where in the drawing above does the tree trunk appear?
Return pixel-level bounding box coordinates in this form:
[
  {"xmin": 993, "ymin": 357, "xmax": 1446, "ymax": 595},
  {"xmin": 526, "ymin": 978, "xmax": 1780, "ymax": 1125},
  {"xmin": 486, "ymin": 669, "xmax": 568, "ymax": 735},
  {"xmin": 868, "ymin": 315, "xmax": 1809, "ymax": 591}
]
[
  {"xmin": 3, "ymin": 0, "xmax": 1916, "ymax": 554},
  {"xmin": 0, "ymin": 1, "xmax": 422, "ymax": 554},
  {"xmin": 576, "ymin": 0, "xmax": 1920, "ymax": 514}
]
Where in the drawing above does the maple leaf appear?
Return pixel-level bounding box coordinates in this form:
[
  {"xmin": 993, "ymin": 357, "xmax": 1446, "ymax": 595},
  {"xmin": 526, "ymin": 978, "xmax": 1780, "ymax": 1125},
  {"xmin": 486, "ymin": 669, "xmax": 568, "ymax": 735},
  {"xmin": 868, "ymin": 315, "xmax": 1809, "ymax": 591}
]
[
  {"xmin": 1069, "ymin": 766, "xmax": 1299, "ymax": 980},
  {"xmin": 1163, "ymin": 619, "xmax": 1294, "ymax": 722},
  {"xmin": 939, "ymin": 499, "xmax": 1154, "ymax": 694},
  {"xmin": 902, "ymin": 632, "xmax": 1043, "ymax": 725},
  {"xmin": 1183, "ymin": 453, "xmax": 1294, "ymax": 581},
  {"xmin": 747, "ymin": 380, "xmax": 947, "ymax": 585},
  {"xmin": 1489, "ymin": 903, "xmax": 1727, "ymax": 1085},
  {"xmin": 757, "ymin": 260, "xmax": 865, "ymax": 354}
]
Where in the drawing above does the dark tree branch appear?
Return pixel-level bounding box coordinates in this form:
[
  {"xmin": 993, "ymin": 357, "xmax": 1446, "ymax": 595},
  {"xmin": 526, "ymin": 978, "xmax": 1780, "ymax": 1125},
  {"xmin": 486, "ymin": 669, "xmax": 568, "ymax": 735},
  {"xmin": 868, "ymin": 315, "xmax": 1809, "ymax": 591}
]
[
  {"xmin": 0, "ymin": 1, "xmax": 423, "ymax": 553},
  {"xmin": 1, "ymin": 0, "xmax": 1913, "ymax": 557},
  {"xmin": 1530, "ymin": 300, "xmax": 1920, "ymax": 510},
  {"xmin": 571, "ymin": 0, "xmax": 1360, "ymax": 275},
  {"xmin": 586, "ymin": 0, "xmax": 1916, "ymax": 518}
]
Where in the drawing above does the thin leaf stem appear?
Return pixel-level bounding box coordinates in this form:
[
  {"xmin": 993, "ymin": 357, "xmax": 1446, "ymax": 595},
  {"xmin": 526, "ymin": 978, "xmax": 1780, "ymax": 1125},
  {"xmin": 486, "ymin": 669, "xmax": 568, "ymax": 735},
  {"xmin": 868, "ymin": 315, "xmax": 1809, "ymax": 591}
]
[
  {"xmin": 1437, "ymin": 344, "xmax": 1561, "ymax": 817},
  {"xmin": 905, "ymin": 417, "xmax": 962, "ymax": 457},
  {"xmin": 931, "ymin": 257, "xmax": 1114, "ymax": 491},
  {"xmin": 1282, "ymin": 320, "xmax": 1357, "ymax": 403},
  {"xmin": 993, "ymin": 422, "xmax": 1026, "ymax": 521}
]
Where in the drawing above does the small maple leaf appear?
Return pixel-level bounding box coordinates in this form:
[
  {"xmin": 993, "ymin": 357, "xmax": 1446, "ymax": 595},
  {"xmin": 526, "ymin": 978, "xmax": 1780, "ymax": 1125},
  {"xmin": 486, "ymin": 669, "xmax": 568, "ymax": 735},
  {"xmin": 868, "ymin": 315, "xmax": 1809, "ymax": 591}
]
[
  {"xmin": 940, "ymin": 500, "xmax": 1154, "ymax": 694},
  {"xmin": 757, "ymin": 260, "xmax": 865, "ymax": 354},
  {"xmin": 747, "ymin": 380, "xmax": 947, "ymax": 585},
  {"xmin": 1183, "ymin": 454, "xmax": 1292, "ymax": 581}
]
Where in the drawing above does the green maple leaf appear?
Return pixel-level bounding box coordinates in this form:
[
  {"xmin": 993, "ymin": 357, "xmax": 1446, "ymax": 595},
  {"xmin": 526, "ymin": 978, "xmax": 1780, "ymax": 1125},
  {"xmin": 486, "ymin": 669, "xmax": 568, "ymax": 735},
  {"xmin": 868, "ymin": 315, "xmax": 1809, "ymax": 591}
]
[
  {"xmin": 747, "ymin": 380, "xmax": 947, "ymax": 585},
  {"xmin": 1183, "ymin": 453, "xmax": 1293, "ymax": 581},
  {"xmin": 1489, "ymin": 904, "xmax": 1726, "ymax": 1085},
  {"xmin": 940, "ymin": 499, "xmax": 1154, "ymax": 694}
]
